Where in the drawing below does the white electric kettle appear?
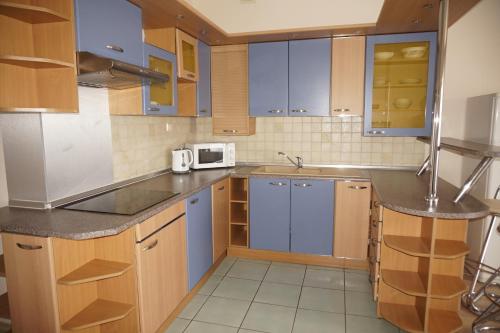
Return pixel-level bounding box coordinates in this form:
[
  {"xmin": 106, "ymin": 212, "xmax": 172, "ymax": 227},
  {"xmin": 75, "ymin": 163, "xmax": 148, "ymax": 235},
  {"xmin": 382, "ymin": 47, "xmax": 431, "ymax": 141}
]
[{"xmin": 172, "ymin": 148, "xmax": 194, "ymax": 173}]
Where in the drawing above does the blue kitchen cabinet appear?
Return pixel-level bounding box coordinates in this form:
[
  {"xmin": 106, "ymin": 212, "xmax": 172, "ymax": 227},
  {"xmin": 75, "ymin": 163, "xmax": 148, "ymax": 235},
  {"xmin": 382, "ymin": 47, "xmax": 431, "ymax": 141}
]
[
  {"xmin": 186, "ymin": 187, "xmax": 213, "ymax": 290},
  {"xmin": 290, "ymin": 179, "xmax": 334, "ymax": 255},
  {"xmin": 289, "ymin": 38, "xmax": 331, "ymax": 116},
  {"xmin": 74, "ymin": 0, "xmax": 143, "ymax": 66},
  {"xmin": 143, "ymin": 44, "xmax": 178, "ymax": 115},
  {"xmin": 249, "ymin": 178, "xmax": 290, "ymax": 252},
  {"xmin": 197, "ymin": 41, "xmax": 211, "ymax": 117},
  {"xmin": 364, "ymin": 32, "xmax": 437, "ymax": 136},
  {"xmin": 249, "ymin": 41, "xmax": 289, "ymax": 116}
]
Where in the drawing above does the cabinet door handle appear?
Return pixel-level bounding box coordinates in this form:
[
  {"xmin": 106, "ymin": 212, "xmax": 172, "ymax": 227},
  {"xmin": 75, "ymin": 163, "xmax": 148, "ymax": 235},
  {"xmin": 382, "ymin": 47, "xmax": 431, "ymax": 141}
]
[
  {"xmin": 294, "ymin": 183, "xmax": 312, "ymax": 188},
  {"xmin": 268, "ymin": 109, "xmax": 284, "ymax": 114},
  {"xmin": 368, "ymin": 130, "xmax": 386, "ymax": 135},
  {"xmin": 16, "ymin": 243, "xmax": 42, "ymax": 250},
  {"xmin": 186, "ymin": 73, "xmax": 195, "ymax": 79},
  {"xmin": 148, "ymin": 106, "xmax": 160, "ymax": 112},
  {"xmin": 333, "ymin": 108, "xmax": 350, "ymax": 113},
  {"xmin": 190, "ymin": 198, "xmax": 199, "ymax": 205},
  {"xmin": 106, "ymin": 44, "xmax": 124, "ymax": 53},
  {"xmin": 218, "ymin": 186, "xmax": 225, "ymax": 191},
  {"xmin": 223, "ymin": 129, "xmax": 238, "ymax": 133},
  {"xmin": 269, "ymin": 181, "xmax": 287, "ymax": 186},
  {"xmin": 199, "ymin": 109, "xmax": 208, "ymax": 113},
  {"xmin": 291, "ymin": 109, "xmax": 307, "ymax": 113},
  {"xmin": 374, "ymin": 201, "xmax": 381, "ymax": 208},
  {"xmin": 142, "ymin": 239, "xmax": 158, "ymax": 251},
  {"xmin": 348, "ymin": 185, "xmax": 368, "ymax": 190}
]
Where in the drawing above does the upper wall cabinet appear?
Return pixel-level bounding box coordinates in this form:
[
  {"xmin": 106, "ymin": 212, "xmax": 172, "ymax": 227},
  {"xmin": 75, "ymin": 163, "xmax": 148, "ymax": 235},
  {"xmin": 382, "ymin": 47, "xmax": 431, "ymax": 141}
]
[
  {"xmin": 211, "ymin": 44, "xmax": 256, "ymax": 135},
  {"xmin": 143, "ymin": 44, "xmax": 177, "ymax": 116},
  {"xmin": 331, "ymin": 36, "xmax": 366, "ymax": 117},
  {"xmin": 197, "ymin": 40, "xmax": 212, "ymax": 117},
  {"xmin": 75, "ymin": 0, "xmax": 143, "ymax": 66},
  {"xmin": 249, "ymin": 41, "xmax": 289, "ymax": 116},
  {"xmin": 176, "ymin": 29, "xmax": 199, "ymax": 81},
  {"xmin": 289, "ymin": 38, "xmax": 331, "ymax": 117},
  {"xmin": 364, "ymin": 32, "xmax": 437, "ymax": 136}
]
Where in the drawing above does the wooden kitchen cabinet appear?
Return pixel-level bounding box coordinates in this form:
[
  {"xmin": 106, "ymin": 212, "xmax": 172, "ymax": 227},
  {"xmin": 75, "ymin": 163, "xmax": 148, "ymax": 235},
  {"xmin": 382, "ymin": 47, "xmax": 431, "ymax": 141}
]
[
  {"xmin": 136, "ymin": 215, "xmax": 188, "ymax": 333},
  {"xmin": 211, "ymin": 44, "xmax": 256, "ymax": 135},
  {"xmin": 334, "ymin": 181, "xmax": 371, "ymax": 259},
  {"xmin": 331, "ymin": 36, "xmax": 366, "ymax": 116},
  {"xmin": 291, "ymin": 179, "xmax": 334, "ymax": 255},
  {"xmin": 197, "ymin": 40, "xmax": 212, "ymax": 117},
  {"xmin": 176, "ymin": 29, "xmax": 198, "ymax": 81},
  {"xmin": 2, "ymin": 234, "xmax": 59, "ymax": 333},
  {"xmin": 186, "ymin": 187, "xmax": 213, "ymax": 290},
  {"xmin": 212, "ymin": 178, "xmax": 230, "ymax": 261}
]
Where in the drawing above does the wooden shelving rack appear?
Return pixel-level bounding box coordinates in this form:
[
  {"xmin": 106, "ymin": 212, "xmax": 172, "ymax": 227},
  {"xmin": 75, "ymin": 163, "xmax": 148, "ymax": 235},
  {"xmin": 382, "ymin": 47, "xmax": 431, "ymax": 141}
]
[
  {"xmin": 229, "ymin": 177, "xmax": 249, "ymax": 247},
  {"xmin": 377, "ymin": 209, "xmax": 469, "ymax": 333},
  {"xmin": 0, "ymin": 0, "xmax": 78, "ymax": 113},
  {"xmin": 52, "ymin": 228, "xmax": 138, "ymax": 332}
]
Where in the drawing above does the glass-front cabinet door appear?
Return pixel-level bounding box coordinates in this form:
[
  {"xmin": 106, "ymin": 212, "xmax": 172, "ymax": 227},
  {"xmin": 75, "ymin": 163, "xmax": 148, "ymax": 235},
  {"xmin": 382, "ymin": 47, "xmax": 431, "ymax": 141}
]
[
  {"xmin": 143, "ymin": 43, "xmax": 177, "ymax": 115},
  {"xmin": 364, "ymin": 32, "xmax": 437, "ymax": 136},
  {"xmin": 176, "ymin": 29, "xmax": 199, "ymax": 81}
]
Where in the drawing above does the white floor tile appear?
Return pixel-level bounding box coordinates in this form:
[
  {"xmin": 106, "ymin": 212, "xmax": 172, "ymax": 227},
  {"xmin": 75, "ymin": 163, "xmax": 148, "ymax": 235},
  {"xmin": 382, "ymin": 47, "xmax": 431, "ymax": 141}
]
[
  {"xmin": 227, "ymin": 261, "xmax": 270, "ymax": 281},
  {"xmin": 299, "ymin": 287, "xmax": 345, "ymax": 313},
  {"xmin": 179, "ymin": 294, "xmax": 208, "ymax": 319},
  {"xmin": 185, "ymin": 321, "xmax": 238, "ymax": 333},
  {"xmin": 254, "ymin": 281, "xmax": 301, "ymax": 307},
  {"xmin": 241, "ymin": 302, "xmax": 296, "ymax": 333},
  {"xmin": 292, "ymin": 309, "xmax": 345, "ymax": 333},
  {"xmin": 194, "ymin": 296, "xmax": 251, "ymax": 327},
  {"xmin": 212, "ymin": 277, "xmax": 260, "ymax": 301}
]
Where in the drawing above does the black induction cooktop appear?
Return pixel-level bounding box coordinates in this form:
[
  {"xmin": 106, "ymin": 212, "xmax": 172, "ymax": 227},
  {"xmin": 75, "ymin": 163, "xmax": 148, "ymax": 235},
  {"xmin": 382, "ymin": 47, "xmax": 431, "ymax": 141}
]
[{"xmin": 63, "ymin": 186, "xmax": 179, "ymax": 215}]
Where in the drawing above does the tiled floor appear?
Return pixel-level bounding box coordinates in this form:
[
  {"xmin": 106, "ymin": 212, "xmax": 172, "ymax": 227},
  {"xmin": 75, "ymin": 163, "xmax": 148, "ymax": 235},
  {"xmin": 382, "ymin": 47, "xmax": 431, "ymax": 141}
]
[{"xmin": 164, "ymin": 257, "xmax": 402, "ymax": 333}]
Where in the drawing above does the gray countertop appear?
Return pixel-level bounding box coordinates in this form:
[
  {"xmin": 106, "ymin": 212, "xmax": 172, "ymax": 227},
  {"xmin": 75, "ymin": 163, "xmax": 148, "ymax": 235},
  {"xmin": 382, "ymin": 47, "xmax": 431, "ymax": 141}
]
[{"xmin": 0, "ymin": 165, "xmax": 490, "ymax": 240}]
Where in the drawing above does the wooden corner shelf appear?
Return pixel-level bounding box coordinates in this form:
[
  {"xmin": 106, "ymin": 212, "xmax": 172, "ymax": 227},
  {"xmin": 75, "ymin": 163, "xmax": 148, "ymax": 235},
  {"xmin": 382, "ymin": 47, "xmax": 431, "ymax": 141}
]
[
  {"xmin": 0, "ymin": 55, "xmax": 74, "ymax": 68},
  {"xmin": 0, "ymin": 293, "xmax": 10, "ymax": 320},
  {"xmin": 428, "ymin": 309, "xmax": 462, "ymax": 333},
  {"xmin": 434, "ymin": 240, "xmax": 469, "ymax": 259},
  {"xmin": 379, "ymin": 302, "xmax": 424, "ymax": 333},
  {"xmin": 382, "ymin": 269, "xmax": 427, "ymax": 297},
  {"xmin": 384, "ymin": 235, "xmax": 431, "ymax": 257},
  {"xmin": 430, "ymin": 275, "xmax": 467, "ymax": 299},
  {"xmin": 61, "ymin": 299, "xmax": 134, "ymax": 331},
  {"xmin": 230, "ymin": 224, "xmax": 248, "ymax": 247},
  {"xmin": 0, "ymin": 1, "xmax": 70, "ymax": 23},
  {"xmin": 0, "ymin": 255, "xmax": 5, "ymax": 278},
  {"xmin": 57, "ymin": 259, "xmax": 132, "ymax": 286},
  {"xmin": 230, "ymin": 177, "xmax": 249, "ymax": 248}
]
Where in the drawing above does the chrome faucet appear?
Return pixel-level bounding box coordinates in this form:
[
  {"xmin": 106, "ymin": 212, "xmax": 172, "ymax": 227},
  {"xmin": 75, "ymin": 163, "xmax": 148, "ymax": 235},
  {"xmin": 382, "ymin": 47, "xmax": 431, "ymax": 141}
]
[{"xmin": 278, "ymin": 152, "xmax": 304, "ymax": 168}]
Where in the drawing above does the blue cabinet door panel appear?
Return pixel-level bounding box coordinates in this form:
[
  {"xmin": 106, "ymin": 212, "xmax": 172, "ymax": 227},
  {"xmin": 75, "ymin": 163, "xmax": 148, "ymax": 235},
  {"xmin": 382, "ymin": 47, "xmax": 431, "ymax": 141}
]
[
  {"xmin": 291, "ymin": 179, "xmax": 334, "ymax": 255},
  {"xmin": 186, "ymin": 187, "xmax": 213, "ymax": 290},
  {"xmin": 249, "ymin": 42, "xmax": 289, "ymax": 117},
  {"xmin": 250, "ymin": 178, "xmax": 290, "ymax": 252},
  {"xmin": 289, "ymin": 38, "xmax": 331, "ymax": 116},
  {"xmin": 197, "ymin": 41, "xmax": 211, "ymax": 117},
  {"xmin": 75, "ymin": 0, "xmax": 143, "ymax": 66},
  {"xmin": 143, "ymin": 44, "xmax": 178, "ymax": 116}
]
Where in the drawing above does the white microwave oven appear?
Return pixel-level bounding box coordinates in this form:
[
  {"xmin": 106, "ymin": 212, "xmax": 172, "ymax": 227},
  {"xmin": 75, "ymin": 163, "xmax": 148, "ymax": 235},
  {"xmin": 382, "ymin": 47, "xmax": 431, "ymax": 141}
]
[{"xmin": 186, "ymin": 143, "xmax": 235, "ymax": 169}]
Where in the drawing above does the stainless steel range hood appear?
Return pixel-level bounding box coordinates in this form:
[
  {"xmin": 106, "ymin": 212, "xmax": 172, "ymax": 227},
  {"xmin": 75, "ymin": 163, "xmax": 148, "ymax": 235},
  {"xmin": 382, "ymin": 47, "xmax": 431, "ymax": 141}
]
[{"xmin": 77, "ymin": 52, "xmax": 169, "ymax": 89}]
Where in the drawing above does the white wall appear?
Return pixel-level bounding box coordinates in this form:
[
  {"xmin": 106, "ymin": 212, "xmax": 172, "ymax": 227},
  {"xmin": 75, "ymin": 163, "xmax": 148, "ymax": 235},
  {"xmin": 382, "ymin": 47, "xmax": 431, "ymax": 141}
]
[{"xmin": 439, "ymin": 0, "xmax": 500, "ymax": 264}]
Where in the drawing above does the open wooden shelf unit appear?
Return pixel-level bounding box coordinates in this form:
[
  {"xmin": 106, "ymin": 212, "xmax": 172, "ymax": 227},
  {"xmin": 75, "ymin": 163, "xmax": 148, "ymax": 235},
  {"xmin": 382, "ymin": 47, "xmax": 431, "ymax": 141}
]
[
  {"xmin": 377, "ymin": 209, "xmax": 469, "ymax": 333},
  {"xmin": 0, "ymin": 0, "xmax": 78, "ymax": 112},
  {"xmin": 52, "ymin": 228, "xmax": 138, "ymax": 332},
  {"xmin": 229, "ymin": 177, "xmax": 249, "ymax": 247}
]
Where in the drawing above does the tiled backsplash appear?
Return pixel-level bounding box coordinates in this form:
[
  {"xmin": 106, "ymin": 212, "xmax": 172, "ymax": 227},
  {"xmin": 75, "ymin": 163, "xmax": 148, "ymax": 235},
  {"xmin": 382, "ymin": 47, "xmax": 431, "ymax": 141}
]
[
  {"xmin": 111, "ymin": 116, "xmax": 195, "ymax": 181},
  {"xmin": 110, "ymin": 115, "xmax": 427, "ymax": 182},
  {"xmin": 196, "ymin": 117, "xmax": 427, "ymax": 166}
]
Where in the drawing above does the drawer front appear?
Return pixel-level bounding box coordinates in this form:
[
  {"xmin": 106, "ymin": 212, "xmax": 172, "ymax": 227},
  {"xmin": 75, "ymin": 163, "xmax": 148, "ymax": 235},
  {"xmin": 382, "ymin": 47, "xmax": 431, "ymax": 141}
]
[{"xmin": 136, "ymin": 201, "xmax": 185, "ymax": 242}]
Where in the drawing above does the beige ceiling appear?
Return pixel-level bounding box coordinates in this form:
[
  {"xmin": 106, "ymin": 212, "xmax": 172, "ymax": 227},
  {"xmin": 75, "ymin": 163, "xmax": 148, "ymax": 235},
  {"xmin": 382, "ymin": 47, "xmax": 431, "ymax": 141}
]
[{"xmin": 183, "ymin": 0, "xmax": 385, "ymax": 35}]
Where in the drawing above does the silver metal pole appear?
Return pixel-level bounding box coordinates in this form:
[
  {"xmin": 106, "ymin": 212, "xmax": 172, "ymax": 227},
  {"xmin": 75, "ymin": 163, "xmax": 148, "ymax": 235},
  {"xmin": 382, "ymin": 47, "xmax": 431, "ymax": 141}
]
[{"xmin": 426, "ymin": 0, "xmax": 450, "ymax": 204}]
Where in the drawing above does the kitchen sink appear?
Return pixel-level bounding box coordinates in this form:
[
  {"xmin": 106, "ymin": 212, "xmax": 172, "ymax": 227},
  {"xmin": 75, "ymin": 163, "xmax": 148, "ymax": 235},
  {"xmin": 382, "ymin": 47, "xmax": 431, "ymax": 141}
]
[{"xmin": 251, "ymin": 165, "xmax": 364, "ymax": 178}]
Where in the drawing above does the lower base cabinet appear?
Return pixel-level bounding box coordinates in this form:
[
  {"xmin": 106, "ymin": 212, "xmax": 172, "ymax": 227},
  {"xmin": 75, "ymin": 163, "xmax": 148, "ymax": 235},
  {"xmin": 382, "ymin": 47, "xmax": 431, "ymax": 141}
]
[
  {"xmin": 186, "ymin": 187, "xmax": 213, "ymax": 290},
  {"xmin": 136, "ymin": 215, "xmax": 188, "ymax": 333}
]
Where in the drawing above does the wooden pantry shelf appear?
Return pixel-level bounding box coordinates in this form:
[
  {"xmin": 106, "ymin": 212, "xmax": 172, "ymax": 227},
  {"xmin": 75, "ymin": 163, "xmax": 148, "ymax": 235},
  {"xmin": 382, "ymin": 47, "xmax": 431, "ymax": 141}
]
[
  {"xmin": 379, "ymin": 302, "xmax": 424, "ymax": 333},
  {"xmin": 430, "ymin": 275, "xmax": 467, "ymax": 299},
  {"xmin": 0, "ymin": 55, "xmax": 74, "ymax": 68},
  {"xmin": 61, "ymin": 299, "xmax": 133, "ymax": 331},
  {"xmin": 384, "ymin": 235, "xmax": 430, "ymax": 257},
  {"xmin": 0, "ymin": 293, "xmax": 9, "ymax": 320},
  {"xmin": 428, "ymin": 309, "xmax": 462, "ymax": 333},
  {"xmin": 382, "ymin": 269, "xmax": 427, "ymax": 297},
  {"xmin": 0, "ymin": 1, "xmax": 70, "ymax": 23},
  {"xmin": 57, "ymin": 259, "xmax": 132, "ymax": 286}
]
